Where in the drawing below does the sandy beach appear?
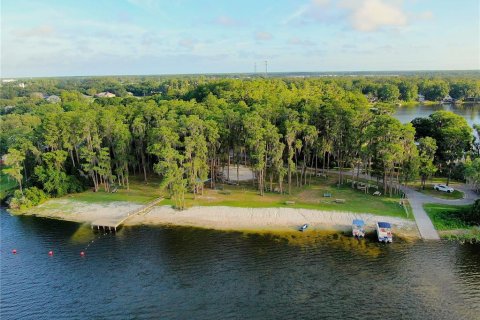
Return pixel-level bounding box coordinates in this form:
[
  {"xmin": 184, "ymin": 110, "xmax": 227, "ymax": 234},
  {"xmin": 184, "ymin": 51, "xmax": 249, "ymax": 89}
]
[
  {"xmin": 22, "ymin": 199, "xmax": 144, "ymax": 224},
  {"xmin": 18, "ymin": 199, "xmax": 419, "ymax": 238},
  {"xmin": 125, "ymin": 205, "xmax": 420, "ymax": 238}
]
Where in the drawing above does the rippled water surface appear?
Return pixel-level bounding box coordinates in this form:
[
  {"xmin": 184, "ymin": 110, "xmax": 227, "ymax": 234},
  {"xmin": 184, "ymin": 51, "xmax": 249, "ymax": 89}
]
[{"xmin": 1, "ymin": 209, "xmax": 479, "ymax": 319}]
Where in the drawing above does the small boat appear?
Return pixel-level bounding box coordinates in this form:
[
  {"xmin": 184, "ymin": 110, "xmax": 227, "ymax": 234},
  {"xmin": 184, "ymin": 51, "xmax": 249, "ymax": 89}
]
[
  {"xmin": 376, "ymin": 222, "xmax": 393, "ymax": 243},
  {"xmin": 352, "ymin": 219, "xmax": 365, "ymax": 238},
  {"xmin": 299, "ymin": 224, "xmax": 308, "ymax": 232}
]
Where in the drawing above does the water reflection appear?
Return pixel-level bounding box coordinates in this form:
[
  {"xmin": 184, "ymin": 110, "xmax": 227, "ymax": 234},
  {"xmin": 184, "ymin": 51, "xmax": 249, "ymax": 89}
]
[{"xmin": 1, "ymin": 210, "xmax": 480, "ymax": 320}]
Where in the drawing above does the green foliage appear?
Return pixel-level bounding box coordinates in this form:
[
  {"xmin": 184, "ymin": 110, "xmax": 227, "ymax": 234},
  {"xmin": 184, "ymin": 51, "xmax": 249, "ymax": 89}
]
[
  {"xmin": 0, "ymin": 75, "xmax": 477, "ymax": 208},
  {"xmin": 9, "ymin": 187, "xmax": 48, "ymax": 210}
]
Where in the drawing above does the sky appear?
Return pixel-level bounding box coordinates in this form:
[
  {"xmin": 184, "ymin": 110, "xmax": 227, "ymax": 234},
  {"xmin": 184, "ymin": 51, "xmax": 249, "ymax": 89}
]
[{"xmin": 1, "ymin": 0, "xmax": 479, "ymax": 77}]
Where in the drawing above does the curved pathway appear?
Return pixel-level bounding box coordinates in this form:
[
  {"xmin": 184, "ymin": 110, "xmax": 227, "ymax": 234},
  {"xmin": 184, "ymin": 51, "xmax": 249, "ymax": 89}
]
[
  {"xmin": 321, "ymin": 169, "xmax": 478, "ymax": 240},
  {"xmin": 401, "ymin": 184, "xmax": 478, "ymax": 240}
]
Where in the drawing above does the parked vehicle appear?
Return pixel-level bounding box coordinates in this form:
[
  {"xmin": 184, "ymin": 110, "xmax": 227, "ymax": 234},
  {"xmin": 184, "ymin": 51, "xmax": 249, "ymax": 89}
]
[
  {"xmin": 299, "ymin": 224, "xmax": 308, "ymax": 232},
  {"xmin": 352, "ymin": 219, "xmax": 365, "ymax": 238},
  {"xmin": 376, "ymin": 222, "xmax": 393, "ymax": 243},
  {"xmin": 433, "ymin": 184, "xmax": 454, "ymax": 193}
]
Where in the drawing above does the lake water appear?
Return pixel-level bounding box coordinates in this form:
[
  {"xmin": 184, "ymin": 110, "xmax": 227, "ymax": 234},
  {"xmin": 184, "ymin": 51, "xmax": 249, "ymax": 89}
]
[
  {"xmin": 394, "ymin": 103, "xmax": 480, "ymax": 127},
  {"xmin": 1, "ymin": 209, "xmax": 479, "ymax": 320}
]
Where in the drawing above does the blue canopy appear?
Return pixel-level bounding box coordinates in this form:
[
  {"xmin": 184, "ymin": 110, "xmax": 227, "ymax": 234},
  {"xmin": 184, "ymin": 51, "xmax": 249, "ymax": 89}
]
[
  {"xmin": 352, "ymin": 219, "xmax": 365, "ymax": 226},
  {"xmin": 378, "ymin": 222, "xmax": 391, "ymax": 228}
]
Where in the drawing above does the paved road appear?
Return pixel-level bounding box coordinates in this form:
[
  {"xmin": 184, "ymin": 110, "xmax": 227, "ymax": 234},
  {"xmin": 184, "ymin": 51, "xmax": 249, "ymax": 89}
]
[
  {"xmin": 401, "ymin": 184, "xmax": 478, "ymax": 240},
  {"xmin": 321, "ymin": 169, "xmax": 478, "ymax": 240}
]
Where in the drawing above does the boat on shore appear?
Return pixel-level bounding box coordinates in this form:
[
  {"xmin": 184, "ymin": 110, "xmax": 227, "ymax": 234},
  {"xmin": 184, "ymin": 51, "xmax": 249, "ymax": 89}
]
[
  {"xmin": 299, "ymin": 224, "xmax": 309, "ymax": 232},
  {"xmin": 376, "ymin": 222, "xmax": 393, "ymax": 243},
  {"xmin": 352, "ymin": 219, "xmax": 365, "ymax": 238}
]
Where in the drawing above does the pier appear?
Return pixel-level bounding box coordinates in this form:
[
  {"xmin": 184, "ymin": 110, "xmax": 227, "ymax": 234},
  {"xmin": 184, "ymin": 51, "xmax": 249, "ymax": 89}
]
[{"xmin": 91, "ymin": 198, "xmax": 163, "ymax": 232}]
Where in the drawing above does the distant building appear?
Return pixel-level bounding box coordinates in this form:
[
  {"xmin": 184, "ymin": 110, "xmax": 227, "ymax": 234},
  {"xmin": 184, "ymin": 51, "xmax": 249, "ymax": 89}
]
[
  {"xmin": 441, "ymin": 94, "xmax": 454, "ymax": 104},
  {"xmin": 95, "ymin": 91, "xmax": 116, "ymax": 98},
  {"xmin": 2, "ymin": 79, "xmax": 16, "ymax": 83},
  {"xmin": 30, "ymin": 92, "xmax": 46, "ymax": 99},
  {"xmin": 46, "ymin": 95, "xmax": 61, "ymax": 103},
  {"xmin": 18, "ymin": 83, "xmax": 26, "ymax": 88},
  {"xmin": 417, "ymin": 94, "xmax": 425, "ymax": 102}
]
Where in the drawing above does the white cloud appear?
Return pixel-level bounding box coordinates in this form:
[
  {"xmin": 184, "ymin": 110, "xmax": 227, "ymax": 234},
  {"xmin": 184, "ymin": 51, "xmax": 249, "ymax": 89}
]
[
  {"xmin": 344, "ymin": 0, "xmax": 408, "ymax": 31},
  {"xmin": 288, "ymin": 36, "xmax": 315, "ymax": 46},
  {"xmin": 286, "ymin": 0, "xmax": 409, "ymax": 32},
  {"xmin": 178, "ymin": 38, "xmax": 197, "ymax": 49},
  {"xmin": 255, "ymin": 31, "xmax": 273, "ymax": 41},
  {"xmin": 14, "ymin": 25, "xmax": 56, "ymax": 38},
  {"xmin": 215, "ymin": 15, "xmax": 239, "ymax": 27}
]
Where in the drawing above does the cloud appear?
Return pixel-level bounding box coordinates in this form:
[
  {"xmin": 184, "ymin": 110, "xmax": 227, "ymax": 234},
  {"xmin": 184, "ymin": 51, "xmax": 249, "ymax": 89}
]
[
  {"xmin": 343, "ymin": 0, "xmax": 408, "ymax": 32},
  {"xmin": 288, "ymin": 37, "xmax": 315, "ymax": 46},
  {"xmin": 14, "ymin": 25, "xmax": 55, "ymax": 38},
  {"xmin": 286, "ymin": 0, "xmax": 409, "ymax": 32},
  {"xmin": 178, "ymin": 38, "xmax": 197, "ymax": 49},
  {"xmin": 255, "ymin": 31, "xmax": 273, "ymax": 41},
  {"xmin": 214, "ymin": 15, "xmax": 239, "ymax": 27}
]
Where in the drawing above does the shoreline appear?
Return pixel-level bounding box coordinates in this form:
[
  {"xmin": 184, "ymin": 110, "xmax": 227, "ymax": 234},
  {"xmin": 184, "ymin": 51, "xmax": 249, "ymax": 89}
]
[{"xmin": 10, "ymin": 199, "xmax": 420, "ymax": 239}]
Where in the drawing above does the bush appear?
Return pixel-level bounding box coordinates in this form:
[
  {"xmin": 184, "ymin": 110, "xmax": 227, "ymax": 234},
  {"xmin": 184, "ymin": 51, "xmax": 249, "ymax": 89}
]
[
  {"xmin": 468, "ymin": 199, "xmax": 480, "ymax": 224},
  {"xmin": 8, "ymin": 187, "xmax": 48, "ymax": 210}
]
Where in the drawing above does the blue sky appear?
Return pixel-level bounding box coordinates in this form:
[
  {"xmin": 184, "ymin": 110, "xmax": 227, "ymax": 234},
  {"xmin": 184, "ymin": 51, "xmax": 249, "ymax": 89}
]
[{"xmin": 1, "ymin": 0, "xmax": 479, "ymax": 77}]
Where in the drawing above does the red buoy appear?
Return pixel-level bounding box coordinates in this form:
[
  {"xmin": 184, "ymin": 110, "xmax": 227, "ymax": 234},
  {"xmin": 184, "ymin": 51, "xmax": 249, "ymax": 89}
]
[
  {"xmin": 80, "ymin": 251, "xmax": 85, "ymax": 257},
  {"xmin": 48, "ymin": 250, "xmax": 54, "ymax": 256},
  {"xmin": 12, "ymin": 249, "xmax": 17, "ymax": 254}
]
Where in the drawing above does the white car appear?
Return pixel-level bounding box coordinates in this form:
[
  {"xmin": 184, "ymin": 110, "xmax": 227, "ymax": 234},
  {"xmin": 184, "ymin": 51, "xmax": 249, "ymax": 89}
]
[{"xmin": 434, "ymin": 184, "xmax": 454, "ymax": 193}]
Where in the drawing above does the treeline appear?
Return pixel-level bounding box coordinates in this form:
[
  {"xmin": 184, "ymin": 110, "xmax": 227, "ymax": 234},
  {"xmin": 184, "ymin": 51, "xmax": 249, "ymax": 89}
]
[
  {"xmin": 1, "ymin": 78, "xmax": 478, "ymax": 209},
  {"xmin": 2, "ymin": 74, "xmax": 480, "ymax": 103}
]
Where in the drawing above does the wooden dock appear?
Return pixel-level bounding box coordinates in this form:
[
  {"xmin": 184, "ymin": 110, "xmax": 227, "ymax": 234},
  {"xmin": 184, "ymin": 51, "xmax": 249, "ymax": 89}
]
[{"xmin": 91, "ymin": 197, "xmax": 163, "ymax": 232}]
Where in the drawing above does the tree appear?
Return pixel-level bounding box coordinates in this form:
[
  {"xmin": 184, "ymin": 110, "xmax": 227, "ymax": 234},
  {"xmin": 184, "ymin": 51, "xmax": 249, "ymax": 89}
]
[
  {"xmin": 398, "ymin": 81, "xmax": 418, "ymax": 102},
  {"xmin": 377, "ymin": 84, "xmax": 400, "ymax": 102},
  {"xmin": 3, "ymin": 148, "xmax": 25, "ymax": 195},
  {"xmin": 417, "ymin": 137, "xmax": 438, "ymax": 189},
  {"xmin": 413, "ymin": 111, "xmax": 473, "ymax": 185},
  {"xmin": 465, "ymin": 158, "xmax": 480, "ymax": 193}
]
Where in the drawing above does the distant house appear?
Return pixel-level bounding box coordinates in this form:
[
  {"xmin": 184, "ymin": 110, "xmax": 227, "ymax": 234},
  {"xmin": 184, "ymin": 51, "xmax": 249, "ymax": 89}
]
[
  {"xmin": 364, "ymin": 94, "xmax": 378, "ymax": 103},
  {"xmin": 417, "ymin": 94, "xmax": 425, "ymax": 102},
  {"xmin": 0, "ymin": 154, "xmax": 7, "ymax": 165},
  {"xmin": 441, "ymin": 94, "xmax": 454, "ymax": 104},
  {"xmin": 95, "ymin": 91, "xmax": 116, "ymax": 98},
  {"xmin": 46, "ymin": 95, "xmax": 61, "ymax": 103},
  {"xmin": 30, "ymin": 92, "xmax": 46, "ymax": 99},
  {"xmin": 2, "ymin": 79, "xmax": 16, "ymax": 83},
  {"xmin": 18, "ymin": 83, "xmax": 26, "ymax": 88}
]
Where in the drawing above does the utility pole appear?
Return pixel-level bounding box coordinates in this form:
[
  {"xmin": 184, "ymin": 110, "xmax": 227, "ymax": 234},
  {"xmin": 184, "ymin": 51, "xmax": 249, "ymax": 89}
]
[{"xmin": 264, "ymin": 60, "xmax": 268, "ymax": 78}]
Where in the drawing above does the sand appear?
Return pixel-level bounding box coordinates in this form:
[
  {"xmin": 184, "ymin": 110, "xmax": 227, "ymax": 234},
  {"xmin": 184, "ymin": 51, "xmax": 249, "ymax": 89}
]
[
  {"xmin": 20, "ymin": 198, "xmax": 419, "ymax": 238},
  {"xmin": 125, "ymin": 205, "xmax": 420, "ymax": 238},
  {"xmin": 23, "ymin": 199, "xmax": 143, "ymax": 224}
]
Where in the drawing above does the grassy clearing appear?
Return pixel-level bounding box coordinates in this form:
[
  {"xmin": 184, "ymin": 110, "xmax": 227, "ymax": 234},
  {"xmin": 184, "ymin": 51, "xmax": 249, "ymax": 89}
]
[
  {"xmin": 410, "ymin": 181, "xmax": 464, "ymax": 200},
  {"xmin": 163, "ymin": 175, "xmax": 410, "ymax": 219},
  {"xmin": 423, "ymin": 203, "xmax": 473, "ymax": 230},
  {"xmin": 63, "ymin": 175, "xmax": 162, "ymax": 204}
]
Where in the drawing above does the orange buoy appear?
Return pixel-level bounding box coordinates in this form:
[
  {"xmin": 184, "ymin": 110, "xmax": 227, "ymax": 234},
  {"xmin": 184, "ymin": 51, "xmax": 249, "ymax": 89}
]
[
  {"xmin": 12, "ymin": 249, "xmax": 17, "ymax": 254},
  {"xmin": 80, "ymin": 251, "xmax": 85, "ymax": 257},
  {"xmin": 48, "ymin": 250, "xmax": 54, "ymax": 256}
]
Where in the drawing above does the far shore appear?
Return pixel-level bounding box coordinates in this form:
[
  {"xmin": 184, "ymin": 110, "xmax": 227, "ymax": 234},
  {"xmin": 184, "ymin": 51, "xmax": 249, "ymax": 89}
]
[{"xmin": 12, "ymin": 198, "xmax": 420, "ymax": 239}]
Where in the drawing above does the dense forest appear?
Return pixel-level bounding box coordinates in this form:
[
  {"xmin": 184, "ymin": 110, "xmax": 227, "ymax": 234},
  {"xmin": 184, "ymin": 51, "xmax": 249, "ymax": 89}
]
[{"xmin": 1, "ymin": 75, "xmax": 479, "ymax": 209}]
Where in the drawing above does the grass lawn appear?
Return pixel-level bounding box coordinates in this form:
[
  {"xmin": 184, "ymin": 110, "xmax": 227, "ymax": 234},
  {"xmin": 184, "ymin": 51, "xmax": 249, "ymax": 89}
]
[
  {"xmin": 163, "ymin": 175, "xmax": 410, "ymax": 219},
  {"xmin": 423, "ymin": 203, "xmax": 473, "ymax": 230},
  {"xmin": 424, "ymin": 203, "xmax": 480, "ymax": 242},
  {"xmin": 63, "ymin": 175, "xmax": 162, "ymax": 204},
  {"xmin": 410, "ymin": 181, "xmax": 464, "ymax": 200}
]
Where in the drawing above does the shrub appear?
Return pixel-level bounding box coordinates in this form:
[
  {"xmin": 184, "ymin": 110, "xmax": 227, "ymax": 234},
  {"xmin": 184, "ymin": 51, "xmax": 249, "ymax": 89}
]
[{"xmin": 8, "ymin": 187, "xmax": 48, "ymax": 210}]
